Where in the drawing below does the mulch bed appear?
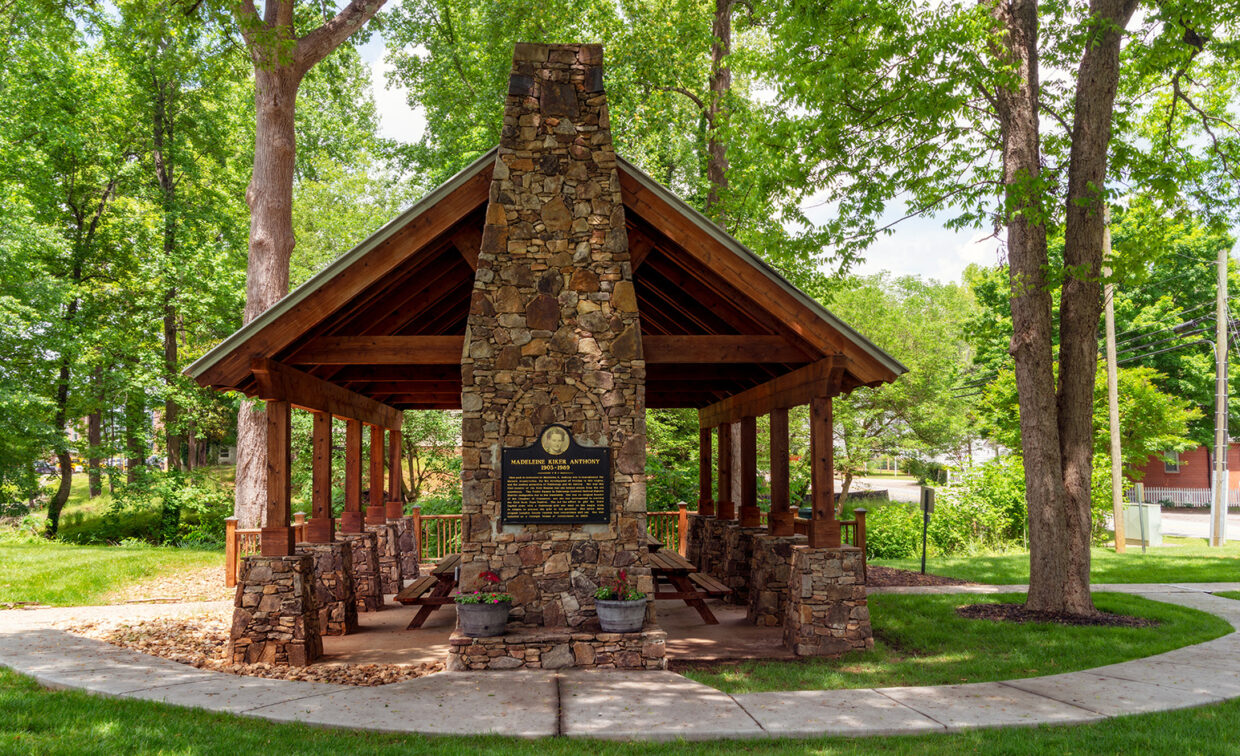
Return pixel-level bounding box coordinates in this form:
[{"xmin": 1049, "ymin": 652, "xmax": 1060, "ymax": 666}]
[
  {"xmin": 866, "ymin": 565, "xmax": 974, "ymax": 587},
  {"xmin": 957, "ymin": 602, "xmax": 1159, "ymax": 628},
  {"xmin": 64, "ymin": 612, "xmax": 443, "ymax": 686}
]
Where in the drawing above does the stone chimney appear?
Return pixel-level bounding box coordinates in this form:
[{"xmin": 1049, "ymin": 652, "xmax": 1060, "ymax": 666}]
[{"xmin": 458, "ymin": 43, "xmax": 648, "ymax": 628}]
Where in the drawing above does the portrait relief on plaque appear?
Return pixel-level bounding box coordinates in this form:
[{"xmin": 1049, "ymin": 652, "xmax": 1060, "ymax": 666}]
[{"xmin": 501, "ymin": 423, "xmax": 610, "ymax": 524}]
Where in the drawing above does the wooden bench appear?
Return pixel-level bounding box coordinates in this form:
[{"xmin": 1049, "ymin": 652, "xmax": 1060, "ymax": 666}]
[
  {"xmin": 688, "ymin": 572, "xmax": 731, "ymax": 598},
  {"xmin": 394, "ymin": 575, "xmax": 439, "ymax": 603}
]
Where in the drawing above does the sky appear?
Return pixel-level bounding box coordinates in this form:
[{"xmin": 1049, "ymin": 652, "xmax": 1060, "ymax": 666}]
[{"xmin": 357, "ymin": 36, "xmax": 1004, "ymax": 286}]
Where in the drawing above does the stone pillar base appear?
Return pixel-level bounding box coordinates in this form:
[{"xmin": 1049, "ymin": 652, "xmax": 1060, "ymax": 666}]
[
  {"xmin": 366, "ymin": 522, "xmax": 405, "ymax": 595},
  {"xmin": 446, "ymin": 623, "xmax": 667, "ymax": 671},
  {"xmin": 685, "ymin": 514, "xmax": 710, "ymax": 569},
  {"xmin": 746, "ymin": 533, "xmax": 806, "ymax": 626},
  {"xmin": 722, "ymin": 524, "xmax": 764, "ymax": 605},
  {"xmin": 340, "ymin": 532, "xmax": 384, "ymax": 612},
  {"xmin": 296, "ymin": 541, "xmax": 359, "ymax": 636},
  {"xmin": 393, "ymin": 516, "xmax": 420, "ymax": 581},
  {"xmin": 700, "ymin": 518, "xmax": 733, "ymax": 579},
  {"xmin": 230, "ymin": 555, "xmax": 322, "ymax": 666},
  {"xmin": 783, "ymin": 545, "xmax": 872, "ymax": 657}
]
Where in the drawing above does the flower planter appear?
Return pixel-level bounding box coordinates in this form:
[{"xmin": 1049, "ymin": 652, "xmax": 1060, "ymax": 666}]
[
  {"xmin": 457, "ymin": 601, "xmax": 511, "ymax": 637},
  {"xmin": 595, "ymin": 597, "xmax": 647, "ymax": 633}
]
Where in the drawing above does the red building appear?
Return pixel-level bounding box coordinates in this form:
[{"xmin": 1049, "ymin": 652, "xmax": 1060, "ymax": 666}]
[{"xmin": 1134, "ymin": 443, "xmax": 1240, "ymax": 489}]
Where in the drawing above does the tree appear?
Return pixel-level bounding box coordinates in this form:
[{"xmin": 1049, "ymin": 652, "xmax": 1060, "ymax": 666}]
[{"xmin": 230, "ymin": 0, "xmax": 387, "ymax": 528}]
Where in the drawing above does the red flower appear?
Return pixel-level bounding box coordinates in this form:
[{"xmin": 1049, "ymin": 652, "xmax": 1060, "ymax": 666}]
[{"xmin": 481, "ymin": 571, "xmax": 501, "ymax": 584}]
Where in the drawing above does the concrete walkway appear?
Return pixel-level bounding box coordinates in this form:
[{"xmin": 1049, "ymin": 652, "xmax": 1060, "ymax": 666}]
[{"xmin": 2, "ymin": 586, "xmax": 1240, "ymax": 740}]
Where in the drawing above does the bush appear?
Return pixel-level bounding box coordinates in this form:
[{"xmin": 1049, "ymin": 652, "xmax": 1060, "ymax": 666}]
[
  {"xmin": 864, "ymin": 503, "xmax": 923, "ymax": 559},
  {"xmin": 60, "ymin": 469, "xmax": 232, "ymax": 547},
  {"xmin": 928, "ymin": 456, "xmax": 1028, "ymax": 554}
]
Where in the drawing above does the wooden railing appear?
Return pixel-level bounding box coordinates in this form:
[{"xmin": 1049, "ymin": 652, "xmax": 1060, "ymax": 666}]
[{"xmin": 226, "ymin": 507, "xmax": 867, "ymax": 585}]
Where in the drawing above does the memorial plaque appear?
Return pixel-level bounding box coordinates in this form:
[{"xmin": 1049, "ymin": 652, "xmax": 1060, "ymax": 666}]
[{"xmin": 501, "ymin": 424, "xmax": 610, "ymax": 524}]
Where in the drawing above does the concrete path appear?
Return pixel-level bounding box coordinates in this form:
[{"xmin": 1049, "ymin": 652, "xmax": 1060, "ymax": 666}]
[
  {"xmin": 1160, "ymin": 510, "xmax": 1240, "ymax": 539},
  {"xmin": 2, "ymin": 586, "xmax": 1240, "ymax": 740}
]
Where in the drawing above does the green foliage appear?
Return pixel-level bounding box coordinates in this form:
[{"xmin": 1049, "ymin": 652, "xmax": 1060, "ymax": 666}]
[
  {"xmin": 930, "ymin": 458, "xmax": 1028, "ymax": 554},
  {"xmin": 645, "ymin": 408, "xmax": 699, "ymax": 511},
  {"xmin": 862, "ymin": 503, "xmax": 923, "ymax": 559},
  {"xmin": 59, "ymin": 470, "xmax": 232, "ymax": 547}
]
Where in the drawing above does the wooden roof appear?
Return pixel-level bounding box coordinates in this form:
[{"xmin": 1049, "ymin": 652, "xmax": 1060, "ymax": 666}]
[{"xmin": 187, "ymin": 149, "xmax": 905, "ymax": 418}]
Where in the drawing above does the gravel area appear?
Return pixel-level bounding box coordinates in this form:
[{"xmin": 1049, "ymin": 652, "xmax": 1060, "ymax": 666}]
[
  {"xmin": 956, "ymin": 602, "xmax": 1159, "ymax": 627},
  {"xmin": 866, "ymin": 565, "xmax": 974, "ymax": 587},
  {"xmin": 102, "ymin": 565, "xmax": 233, "ymax": 604},
  {"xmin": 63, "ymin": 611, "xmax": 443, "ymax": 685}
]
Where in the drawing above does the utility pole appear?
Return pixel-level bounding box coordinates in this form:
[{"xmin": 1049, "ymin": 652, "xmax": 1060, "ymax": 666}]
[
  {"xmin": 1103, "ymin": 209, "xmax": 1126, "ymax": 552},
  {"xmin": 1212, "ymin": 245, "xmax": 1229, "ymax": 546}
]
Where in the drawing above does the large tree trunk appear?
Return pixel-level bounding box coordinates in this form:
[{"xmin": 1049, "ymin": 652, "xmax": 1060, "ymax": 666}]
[
  {"xmin": 47, "ymin": 353, "xmax": 74, "ymax": 537},
  {"xmin": 705, "ymin": 0, "xmax": 732, "ymax": 224},
  {"xmin": 234, "ymin": 64, "xmax": 301, "ymax": 528},
  {"xmin": 125, "ymin": 387, "xmax": 145, "ymax": 483},
  {"xmin": 87, "ymin": 409, "xmax": 102, "ymax": 497},
  {"xmin": 990, "ymin": 0, "xmax": 1082, "ymax": 612}
]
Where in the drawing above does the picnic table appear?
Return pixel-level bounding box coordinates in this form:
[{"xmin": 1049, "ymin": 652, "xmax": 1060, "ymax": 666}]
[
  {"xmin": 648, "ymin": 549, "xmax": 730, "ymax": 625},
  {"xmin": 394, "ymin": 553, "xmax": 460, "ymax": 630}
]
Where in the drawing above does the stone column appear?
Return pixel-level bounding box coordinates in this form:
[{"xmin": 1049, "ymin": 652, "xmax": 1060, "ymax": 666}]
[
  {"xmin": 366, "ymin": 521, "xmax": 405, "ymax": 595},
  {"xmin": 783, "ymin": 545, "xmax": 872, "ymax": 656},
  {"xmin": 746, "ymin": 533, "xmax": 805, "ymax": 626},
  {"xmin": 230, "ymin": 554, "xmax": 322, "ymax": 665},
  {"xmin": 459, "ymin": 42, "xmax": 649, "ymax": 629},
  {"xmin": 340, "ymin": 531, "xmax": 383, "ymax": 612},
  {"xmin": 297, "ymin": 541, "xmax": 359, "ymax": 635}
]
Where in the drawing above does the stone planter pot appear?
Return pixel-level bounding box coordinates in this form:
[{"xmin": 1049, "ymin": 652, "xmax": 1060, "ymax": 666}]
[
  {"xmin": 457, "ymin": 601, "xmax": 511, "ymax": 637},
  {"xmin": 596, "ymin": 597, "xmax": 647, "ymax": 633}
]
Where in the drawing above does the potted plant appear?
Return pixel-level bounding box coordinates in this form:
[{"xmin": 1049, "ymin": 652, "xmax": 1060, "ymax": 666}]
[
  {"xmin": 455, "ymin": 571, "xmax": 512, "ymax": 637},
  {"xmin": 593, "ymin": 569, "xmax": 647, "ymax": 633}
]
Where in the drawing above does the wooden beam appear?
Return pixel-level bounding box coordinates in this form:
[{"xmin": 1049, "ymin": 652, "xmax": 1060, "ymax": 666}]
[
  {"xmin": 451, "ymin": 226, "xmax": 483, "ymax": 270},
  {"xmin": 250, "ymin": 358, "xmax": 402, "ymax": 429},
  {"xmin": 260, "ymin": 400, "xmax": 294, "ymax": 556},
  {"xmin": 306, "ymin": 411, "xmax": 334, "ymax": 543},
  {"xmin": 340, "ymin": 418, "xmax": 363, "ymax": 533},
  {"xmin": 768, "ymin": 407, "xmax": 793, "ymax": 536},
  {"xmin": 291, "ymin": 334, "xmax": 806, "ymax": 367},
  {"xmin": 366, "ymin": 425, "xmax": 386, "ymax": 525},
  {"xmin": 697, "ymin": 425, "xmax": 714, "ymax": 516},
  {"xmin": 629, "ymin": 225, "xmax": 655, "ymax": 270},
  {"xmin": 809, "ymin": 396, "xmax": 840, "ymax": 548},
  {"xmin": 698, "ymin": 357, "xmax": 846, "ymax": 428},
  {"xmin": 739, "ymin": 416, "xmax": 760, "ymax": 527},
  {"xmin": 717, "ymin": 423, "xmax": 734, "ymax": 520}
]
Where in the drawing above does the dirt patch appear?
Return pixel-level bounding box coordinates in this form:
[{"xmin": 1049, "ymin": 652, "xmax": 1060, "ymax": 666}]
[
  {"xmin": 103, "ymin": 565, "xmax": 233, "ymax": 604},
  {"xmin": 64, "ymin": 612, "xmax": 442, "ymax": 685},
  {"xmin": 956, "ymin": 602, "xmax": 1159, "ymax": 628},
  {"xmin": 866, "ymin": 565, "xmax": 974, "ymax": 587}
]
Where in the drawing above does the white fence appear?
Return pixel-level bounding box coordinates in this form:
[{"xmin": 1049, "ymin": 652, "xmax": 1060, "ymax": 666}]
[{"xmin": 1124, "ymin": 486, "xmax": 1240, "ymax": 507}]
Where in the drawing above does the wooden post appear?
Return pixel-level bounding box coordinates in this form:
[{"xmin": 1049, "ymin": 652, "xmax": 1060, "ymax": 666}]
[
  {"xmin": 854, "ymin": 507, "xmax": 868, "ymax": 582},
  {"xmin": 808, "ymin": 396, "xmax": 841, "ymax": 548},
  {"xmin": 717, "ymin": 422, "xmax": 735, "ymax": 519},
  {"xmin": 260, "ymin": 400, "xmax": 294, "ymax": 556},
  {"xmin": 697, "ymin": 425, "xmax": 715, "ymax": 516},
  {"xmin": 366, "ymin": 424, "xmax": 387, "ymax": 525},
  {"xmin": 386, "ymin": 428, "xmax": 404, "ymax": 519},
  {"xmin": 678, "ymin": 502, "xmax": 689, "ymax": 555},
  {"xmin": 410, "ymin": 505, "xmax": 423, "ymax": 563},
  {"xmin": 768, "ymin": 406, "xmax": 794, "ymax": 536},
  {"xmin": 225, "ymin": 516, "xmax": 238, "ymax": 587},
  {"xmin": 307, "ymin": 410, "xmax": 334, "ymax": 543},
  {"xmin": 293, "ymin": 512, "xmax": 306, "ymax": 542},
  {"xmin": 340, "ymin": 418, "xmax": 363, "ymax": 533},
  {"xmin": 739, "ymin": 415, "xmax": 761, "ymax": 527}
]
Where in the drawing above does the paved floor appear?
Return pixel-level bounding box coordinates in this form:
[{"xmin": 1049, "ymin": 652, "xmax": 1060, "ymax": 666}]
[
  {"xmin": 2, "ymin": 585, "xmax": 1239, "ymax": 740},
  {"xmin": 1160, "ymin": 510, "xmax": 1240, "ymax": 539}
]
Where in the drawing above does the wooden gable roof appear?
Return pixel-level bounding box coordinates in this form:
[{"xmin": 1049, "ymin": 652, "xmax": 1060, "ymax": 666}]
[{"xmin": 187, "ymin": 149, "xmax": 905, "ymax": 415}]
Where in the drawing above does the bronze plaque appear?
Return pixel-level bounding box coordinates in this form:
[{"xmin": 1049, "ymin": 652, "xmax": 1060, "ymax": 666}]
[{"xmin": 501, "ymin": 424, "xmax": 610, "ymax": 524}]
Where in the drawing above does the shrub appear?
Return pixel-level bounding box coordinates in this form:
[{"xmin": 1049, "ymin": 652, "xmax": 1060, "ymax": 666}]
[
  {"xmin": 864, "ymin": 503, "xmax": 923, "ymax": 559},
  {"xmin": 928, "ymin": 457, "xmax": 1028, "ymax": 554},
  {"xmin": 60, "ymin": 469, "xmax": 232, "ymax": 547}
]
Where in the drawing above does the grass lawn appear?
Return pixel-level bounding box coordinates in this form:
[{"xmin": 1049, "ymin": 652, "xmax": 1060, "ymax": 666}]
[
  {"xmin": 1218, "ymin": 591, "xmax": 1240, "ymax": 600},
  {"xmin": 0, "ymin": 541, "xmax": 221, "ymax": 606},
  {"xmin": 682, "ymin": 592, "xmax": 1231, "ymax": 694},
  {"xmin": 873, "ymin": 537, "xmax": 1240, "ymax": 584},
  {"xmin": 2, "ymin": 667, "xmax": 1239, "ymax": 755}
]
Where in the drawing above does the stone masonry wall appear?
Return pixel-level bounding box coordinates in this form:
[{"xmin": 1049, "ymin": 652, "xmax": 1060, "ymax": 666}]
[
  {"xmin": 230, "ymin": 555, "xmax": 322, "ymax": 666},
  {"xmin": 783, "ymin": 545, "xmax": 873, "ymax": 657},
  {"xmin": 459, "ymin": 42, "xmax": 649, "ymax": 628},
  {"xmin": 721, "ymin": 524, "xmax": 764, "ymax": 605},
  {"xmin": 699, "ymin": 518, "xmax": 732, "ymax": 582},
  {"xmin": 366, "ymin": 522, "xmax": 405, "ymax": 596},
  {"xmin": 340, "ymin": 532, "xmax": 383, "ymax": 612},
  {"xmin": 685, "ymin": 513, "xmax": 709, "ymax": 569},
  {"xmin": 395, "ymin": 516, "xmax": 420, "ymax": 579},
  {"xmin": 746, "ymin": 534, "xmax": 806, "ymax": 626},
  {"xmin": 446, "ymin": 624, "xmax": 666, "ymax": 671},
  {"xmin": 296, "ymin": 541, "xmax": 358, "ymax": 636}
]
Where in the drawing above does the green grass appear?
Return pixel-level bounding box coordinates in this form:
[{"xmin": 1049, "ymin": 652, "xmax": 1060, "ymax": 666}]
[
  {"xmin": 1217, "ymin": 591, "xmax": 1240, "ymax": 601},
  {"xmin": 682, "ymin": 592, "xmax": 1231, "ymax": 694},
  {"xmin": 2, "ymin": 667, "xmax": 1240, "ymax": 755},
  {"xmin": 0, "ymin": 541, "xmax": 221, "ymax": 606},
  {"xmin": 874, "ymin": 537, "xmax": 1240, "ymax": 584}
]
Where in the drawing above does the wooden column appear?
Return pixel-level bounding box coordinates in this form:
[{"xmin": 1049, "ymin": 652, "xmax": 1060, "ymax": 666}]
[
  {"xmin": 386, "ymin": 428, "xmax": 404, "ymax": 519},
  {"xmin": 260, "ymin": 400, "xmax": 294, "ymax": 556},
  {"xmin": 340, "ymin": 418, "xmax": 364, "ymax": 533},
  {"xmin": 717, "ymin": 422, "xmax": 735, "ymax": 520},
  {"xmin": 306, "ymin": 411, "xmax": 334, "ymax": 543},
  {"xmin": 739, "ymin": 416, "xmax": 761, "ymax": 527},
  {"xmin": 366, "ymin": 424, "xmax": 387, "ymax": 525},
  {"xmin": 808, "ymin": 396, "xmax": 841, "ymax": 548},
  {"xmin": 768, "ymin": 407, "xmax": 794, "ymax": 536},
  {"xmin": 697, "ymin": 426, "xmax": 715, "ymax": 516}
]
